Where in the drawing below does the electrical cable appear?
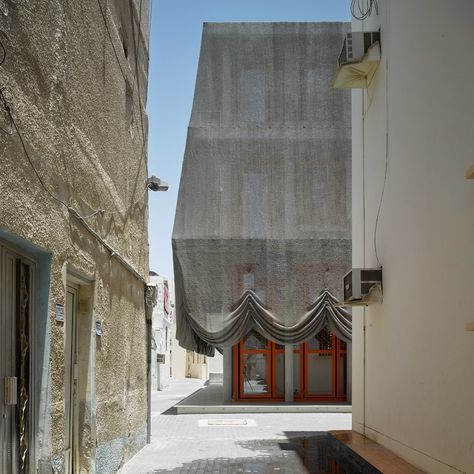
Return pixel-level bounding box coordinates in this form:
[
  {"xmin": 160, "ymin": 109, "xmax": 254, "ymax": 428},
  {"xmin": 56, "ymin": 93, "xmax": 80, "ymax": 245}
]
[
  {"xmin": 0, "ymin": 88, "xmax": 69, "ymax": 210},
  {"xmin": 95, "ymin": 0, "xmax": 128, "ymax": 83},
  {"xmin": 0, "ymin": 45, "xmax": 14, "ymax": 135},
  {"xmin": 0, "ymin": 89, "xmax": 147, "ymax": 282},
  {"xmin": 130, "ymin": 0, "xmax": 147, "ymax": 148},
  {"xmin": 351, "ymin": 0, "xmax": 378, "ymax": 21},
  {"xmin": 373, "ymin": 53, "xmax": 389, "ymax": 267},
  {"xmin": 96, "ymin": 0, "xmax": 149, "ymax": 216},
  {"xmin": 0, "ymin": 39, "xmax": 5, "ymax": 66},
  {"xmin": 0, "ymin": 89, "xmax": 148, "ymax": 219},
  {"xmin": 103, "ymin": 180, "xmax": 148, "ymax": 216}
]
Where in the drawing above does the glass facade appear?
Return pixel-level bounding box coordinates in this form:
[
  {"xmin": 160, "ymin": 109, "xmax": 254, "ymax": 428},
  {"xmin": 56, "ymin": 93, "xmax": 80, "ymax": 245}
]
[{"xmin": 234, "ymin": 329, "xmax": 348, "ymax": 401}]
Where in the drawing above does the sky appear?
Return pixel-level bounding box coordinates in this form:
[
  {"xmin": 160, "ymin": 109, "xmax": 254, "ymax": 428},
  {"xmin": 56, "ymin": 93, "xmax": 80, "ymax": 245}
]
[{"xmin": 146, "ymin": 0, "xmax": 350, "ymax": 284}]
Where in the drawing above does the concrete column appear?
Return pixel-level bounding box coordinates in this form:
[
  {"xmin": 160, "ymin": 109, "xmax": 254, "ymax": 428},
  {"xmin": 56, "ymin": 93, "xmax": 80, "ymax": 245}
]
[
  {"xmin": 284, "ymin": 345, "xmax": 294, "ymax": 402},
  {"xmin": 223, "ymin": 346, "xmax": 233, "ymax": 403}
]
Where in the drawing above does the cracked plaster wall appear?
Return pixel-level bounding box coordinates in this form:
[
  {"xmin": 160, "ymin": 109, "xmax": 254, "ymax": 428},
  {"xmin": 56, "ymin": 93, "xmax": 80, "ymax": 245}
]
[{"xmin": 0, "ymin": 0, "xmax": 150, "ymax": 472}]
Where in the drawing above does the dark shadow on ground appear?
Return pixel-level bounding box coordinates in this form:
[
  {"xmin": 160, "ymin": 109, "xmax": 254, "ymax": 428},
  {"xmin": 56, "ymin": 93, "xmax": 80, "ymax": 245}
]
[
  {"xmin": 160, "ymin": 406, "xmax": 178, "ymax": 416},
  {"xmin": 151, "ymin": 433, "xmax": 380, "ymax": 473}
]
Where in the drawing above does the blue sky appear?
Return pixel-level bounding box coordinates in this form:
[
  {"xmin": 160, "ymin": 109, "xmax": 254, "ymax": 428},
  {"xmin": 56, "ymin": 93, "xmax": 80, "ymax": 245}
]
[{"xmin": 147, "ymin": 0, "xmax": 350, "ymax": 283}]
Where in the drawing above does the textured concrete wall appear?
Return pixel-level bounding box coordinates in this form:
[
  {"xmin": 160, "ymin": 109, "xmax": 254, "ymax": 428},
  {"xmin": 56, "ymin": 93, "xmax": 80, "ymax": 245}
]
[
  {"xmin": 351, "ymin": 2, "xmax": 474, "ymax": 473},
  {"xmin": 0, "ymin": 0, "xmax": 150, "ymax": 472},
  {"xmin": 173, "ymin": 23, "xmax": 352, "ymax": 349}
]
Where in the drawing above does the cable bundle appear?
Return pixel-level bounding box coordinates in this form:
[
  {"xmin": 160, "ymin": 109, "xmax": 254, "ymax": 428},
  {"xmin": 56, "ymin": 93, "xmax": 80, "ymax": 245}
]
[{"xmin": 351, "ymin": 0, "xmax": 378, "ymax": 21}]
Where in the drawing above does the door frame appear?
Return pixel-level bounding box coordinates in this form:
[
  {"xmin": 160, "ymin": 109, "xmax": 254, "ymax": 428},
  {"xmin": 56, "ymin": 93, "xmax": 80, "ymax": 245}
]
[
  {"xmin": 64, "ymin": 284, "xmax": 79, "ymax": 473},
  {"xmin": 238, "ymin": 340, "xmax": 272, "ymax": 399},
  {"xmin": 302, "ymin": 334, "xmax": 347, "ymax": 401},
  {"xmin": 0, "ymin": 238, "xmax": 37, "ymax": 474}
]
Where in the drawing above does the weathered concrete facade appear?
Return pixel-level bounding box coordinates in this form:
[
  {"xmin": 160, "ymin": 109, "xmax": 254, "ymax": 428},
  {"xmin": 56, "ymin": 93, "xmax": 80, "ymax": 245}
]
[
  {"xmin": 174, "ymin": 22, "xmax": 352, "ymax": 354},
  {"xmin": 0, "ymin": 1, "xmax": 150, "ymax": 472},
  {"xmin": 173, "ymin": 23, "xmax": 352, "ymax": 403}
]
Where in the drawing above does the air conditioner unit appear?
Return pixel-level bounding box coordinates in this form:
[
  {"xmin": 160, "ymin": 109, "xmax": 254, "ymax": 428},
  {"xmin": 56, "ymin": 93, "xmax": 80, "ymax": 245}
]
[
  {"xmin": 338, "ymin": 31, "xmax": 380, "ymax": 68},
  {"xmin": 343, "ymin": 268, "xmax": 382, "ymax": 306},
  {"xmin": 333, "ymin": 31, "xmax": 381, "ymax": 89}
]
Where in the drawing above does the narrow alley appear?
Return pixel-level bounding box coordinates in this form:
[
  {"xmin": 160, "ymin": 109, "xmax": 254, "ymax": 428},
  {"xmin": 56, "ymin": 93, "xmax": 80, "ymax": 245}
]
[
  {"xmin": 1, "ymin": 1, "xmax": 473, "ymax": 473},
  {"xmin": 120, "ymin": 379, "xmax": 355, "ymax": 473}
]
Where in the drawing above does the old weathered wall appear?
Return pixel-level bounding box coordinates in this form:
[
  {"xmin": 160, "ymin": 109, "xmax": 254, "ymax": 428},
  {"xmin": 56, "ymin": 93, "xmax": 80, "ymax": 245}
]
[
  {"xmin": 0, "ymin": 0, "xmax": 150, "ymax": 472},
  {"xmin": 173, "ymin": 23, "xmax": 352, "ymax": 353}
]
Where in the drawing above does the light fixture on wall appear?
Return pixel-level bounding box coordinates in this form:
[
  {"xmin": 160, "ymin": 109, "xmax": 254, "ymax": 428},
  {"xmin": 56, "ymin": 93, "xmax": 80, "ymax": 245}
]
[{"xmin": 147, "ymin": 175, "xmax": 169, "ymax": 192}]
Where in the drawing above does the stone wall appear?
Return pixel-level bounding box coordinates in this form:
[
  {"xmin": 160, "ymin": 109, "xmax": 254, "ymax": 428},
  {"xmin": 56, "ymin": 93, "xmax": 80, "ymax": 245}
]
[{"xmin": 0, "ymin": 0, "xmax": 150, "ymax": 472}]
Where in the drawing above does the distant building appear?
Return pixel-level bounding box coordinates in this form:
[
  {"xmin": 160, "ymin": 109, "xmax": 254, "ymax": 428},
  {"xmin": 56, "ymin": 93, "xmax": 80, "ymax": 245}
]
[
  {"xmin": 173, "ymin": 23, "xmax": 352, "ymax": 404},
  {"xmin": 149, "ymin": 273, "xmax": 172, "ymax": 390},
  {"xmin": 0, "ymin": 1, "xmax": 151, "ymax": 472}
]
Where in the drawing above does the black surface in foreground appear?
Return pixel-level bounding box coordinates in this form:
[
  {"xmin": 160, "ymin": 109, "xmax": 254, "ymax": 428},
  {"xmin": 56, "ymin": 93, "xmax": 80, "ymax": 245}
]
[{"xmin": 152, "ymin": 433, "xmax": 380, "ymax": 474}]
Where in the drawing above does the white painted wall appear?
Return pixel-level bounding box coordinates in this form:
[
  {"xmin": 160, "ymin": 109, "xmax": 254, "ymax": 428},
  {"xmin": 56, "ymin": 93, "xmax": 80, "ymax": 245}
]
[
  {"xmin": 351, "ymin": 2, "xmax": 474, "ymax": 473},
  {"xmin": 170, "ymin": 325, "xmax": 187, "ymax": 379},
  {"xmin": 150, "ymin": 275, "xmax": 172, "ymax": 390}
]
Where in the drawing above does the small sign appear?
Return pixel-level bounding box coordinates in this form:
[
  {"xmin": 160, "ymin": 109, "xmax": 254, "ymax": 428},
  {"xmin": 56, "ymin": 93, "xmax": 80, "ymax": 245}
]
[
  {"xmin": 157, "ymin": 353, "xmax": 165, "ymax": 364},
  {"xmin": 55, "ymin": 304, "xmax": 64, "ymax": 322},
  {"xmin": 95, "ymin": 321, "xmax": 103, "ymax": 336}
]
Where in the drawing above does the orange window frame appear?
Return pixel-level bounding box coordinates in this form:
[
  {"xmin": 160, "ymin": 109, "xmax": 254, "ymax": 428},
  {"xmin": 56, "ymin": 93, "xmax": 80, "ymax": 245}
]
[
  {"xmin": 233, "ymin": 333, "xmax": 347, "ymax": 402},
  {"xmin": 302, "ymin": 335, "xmax": 347, "ymax": 401},
  {"xmin": 234, "ymin": 339, "xmax": 272, "ymax": 399}
]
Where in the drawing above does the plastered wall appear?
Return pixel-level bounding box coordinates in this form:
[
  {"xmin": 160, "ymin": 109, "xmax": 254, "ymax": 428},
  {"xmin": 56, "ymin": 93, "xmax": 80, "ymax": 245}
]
[
  {"xmin": 0, "ymin": 1, "xmax": 150, "ymax": 472},
  {"xmin": 351, "ymin": 1, "xmax": 474, "ymax": 473}
]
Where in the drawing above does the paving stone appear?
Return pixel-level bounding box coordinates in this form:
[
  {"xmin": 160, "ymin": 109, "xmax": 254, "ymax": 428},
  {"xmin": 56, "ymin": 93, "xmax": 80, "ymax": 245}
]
[{"xmin": 120, "ymin": 380, "xmax": 360, "ymax": 474}]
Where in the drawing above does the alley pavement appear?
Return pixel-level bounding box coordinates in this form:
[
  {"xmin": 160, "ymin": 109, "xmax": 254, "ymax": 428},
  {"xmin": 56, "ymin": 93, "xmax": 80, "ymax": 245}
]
[{"xmin": 119, "ymin": 379, "xmax": 353, "ymax": 474}]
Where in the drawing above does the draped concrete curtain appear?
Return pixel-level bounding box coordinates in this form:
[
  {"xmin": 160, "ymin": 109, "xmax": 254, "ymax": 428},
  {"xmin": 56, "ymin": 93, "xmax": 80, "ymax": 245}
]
[{"xmin": 173, "ymin": 23, "xmax": 352, "ymax": 356}]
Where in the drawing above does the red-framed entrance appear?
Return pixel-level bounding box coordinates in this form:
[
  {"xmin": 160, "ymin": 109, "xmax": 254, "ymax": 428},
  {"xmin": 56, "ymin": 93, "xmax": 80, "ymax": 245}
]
[{"xmin": 233, "ymin": 328, "xmax": 347, "ymax": 402}]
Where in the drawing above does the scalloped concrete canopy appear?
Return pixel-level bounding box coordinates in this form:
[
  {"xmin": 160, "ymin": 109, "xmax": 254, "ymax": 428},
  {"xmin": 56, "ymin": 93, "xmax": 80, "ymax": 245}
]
[{"xmin": 173, "ymin": 22, "xmax": 352, "ymax": 355}]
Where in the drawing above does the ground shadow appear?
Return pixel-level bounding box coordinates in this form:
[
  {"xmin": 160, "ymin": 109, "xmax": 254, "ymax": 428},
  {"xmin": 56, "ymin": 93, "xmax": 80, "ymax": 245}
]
[
  {"xmin": 160, "ymin": 406, "xmax": 178, "ymax": 416},
  {"xmin": 151, "ymin": 432, "xmax": 380, "ymax": 473}
]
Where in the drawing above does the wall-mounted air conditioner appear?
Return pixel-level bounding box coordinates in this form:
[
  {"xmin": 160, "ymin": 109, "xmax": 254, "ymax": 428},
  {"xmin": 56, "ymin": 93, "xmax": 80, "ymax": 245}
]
[
  {"xmin": 338, "ymin": 31, "xmax": 380, "ymax": 67},
  {"xmin": 333, "ymin": 31, "xmax": 381, "ymax": 89},
  {"xmin": 343, "ymin": 268, "xmax": 382, "ymax": 306}
]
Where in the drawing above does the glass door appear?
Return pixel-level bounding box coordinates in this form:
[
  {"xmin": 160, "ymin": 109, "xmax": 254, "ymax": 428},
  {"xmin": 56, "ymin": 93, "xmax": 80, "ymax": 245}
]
[
  {"xmin": 233, "ymin": 327, "xmax": 347, "ymax": 402},
  {"xmin": 304, "ymin": 328, "xmax": 336, "ymax": 398},
  {"xmin": 303, "ymin": 327, "xmax": 347, "ymax": 400},
  {"xmin": 238, "ymin": 330, "xmax": 271, "ymax": 398}
]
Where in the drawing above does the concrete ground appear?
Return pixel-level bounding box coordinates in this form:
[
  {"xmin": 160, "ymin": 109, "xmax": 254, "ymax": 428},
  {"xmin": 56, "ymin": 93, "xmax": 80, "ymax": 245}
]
[
  {"xmin": 119, "ymin": 379, "xmax": 352, "ymax": 474},
  {"xmin": 176, "ymin": 382, "xmax": 351, "ymax": 414}
]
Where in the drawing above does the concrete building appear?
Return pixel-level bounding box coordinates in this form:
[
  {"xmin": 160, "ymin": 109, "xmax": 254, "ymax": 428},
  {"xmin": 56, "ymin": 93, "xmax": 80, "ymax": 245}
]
[
  {"xmin": 349, "ymin": 1, "xmax": 474, "ymax": 473},
  {"xmin": 0, "ymin": 1, "xmax": 151, "ymax": 473},
  {"xmin": 149, "ymin": 273, "xmax": 172, "ymax": 391},
  {"xmin": 173, "ymin": 23, "xmax": 352, "ymax": 404}
]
